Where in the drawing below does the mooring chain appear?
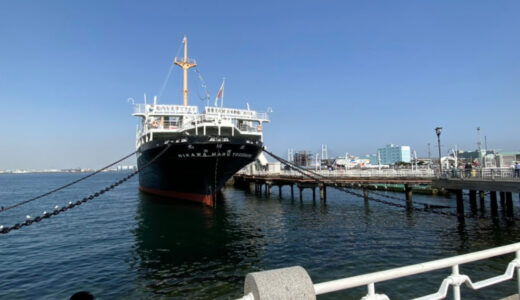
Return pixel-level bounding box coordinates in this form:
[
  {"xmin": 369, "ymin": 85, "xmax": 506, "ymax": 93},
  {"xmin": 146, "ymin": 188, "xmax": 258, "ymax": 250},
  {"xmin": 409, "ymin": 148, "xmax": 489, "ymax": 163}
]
[
  {"xmin": 0, "ymin": 144, "xmax": 172, "ymax": 234},
  {"xmin": 261, "ymin": 148, "xmax": 481, "ymax": 219},
  {"xmin": 0, "ymin": 150, "xmax": 138, "ymax": 213},
  {"xmin": 369, "ymin": 190, "xmax": 450, "ymax": 209}
]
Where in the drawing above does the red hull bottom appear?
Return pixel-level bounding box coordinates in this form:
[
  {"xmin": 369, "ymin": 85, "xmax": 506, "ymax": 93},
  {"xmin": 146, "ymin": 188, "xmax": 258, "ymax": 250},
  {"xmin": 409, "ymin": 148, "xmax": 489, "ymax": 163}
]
[{"xmin": 139, "ymin": 186, "xmax": 214, "ymax": 207}]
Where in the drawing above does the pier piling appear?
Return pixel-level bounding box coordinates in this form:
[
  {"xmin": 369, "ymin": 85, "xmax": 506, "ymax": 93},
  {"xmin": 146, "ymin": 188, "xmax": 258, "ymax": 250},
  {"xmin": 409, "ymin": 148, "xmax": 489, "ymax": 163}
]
[
  {"xmin": 363, "ymin": 186, "xmax": 369, "ymax": 201},
  {"xmin": 469, "ymin": 190, "xmax": 478, "ymax": 214},
  {"xmin": 453, "ymin": 189, "xmax": 464, "ymax": 217},
  {"xmin": 490, "ymin": 191, "xmax": 498, "ymax": 216},
  {"xmin": 404, "ymin": 184, "xmax": 413, "ymax": 203},
  {"xmin": 506, "ymin": 192, "xmax": 514, "ymax": 218},
  {"xmin": 319, "ymin": 184, "xmax": 326, "ymax": 203},
  {"xmin": 479, "ymin": 191, "xmax": 486, "ymax": 213}
]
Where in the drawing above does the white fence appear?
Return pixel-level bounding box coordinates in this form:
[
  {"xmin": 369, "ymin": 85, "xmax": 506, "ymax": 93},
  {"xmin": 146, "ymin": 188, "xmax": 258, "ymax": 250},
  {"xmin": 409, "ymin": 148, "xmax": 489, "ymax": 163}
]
[
  {"xmin": 239, "ymin": 242, "xmax": 520, "ymax": 300},
  {"xmin": 241, "ymin": 168, "xmax": 435, "ymax": 178}
]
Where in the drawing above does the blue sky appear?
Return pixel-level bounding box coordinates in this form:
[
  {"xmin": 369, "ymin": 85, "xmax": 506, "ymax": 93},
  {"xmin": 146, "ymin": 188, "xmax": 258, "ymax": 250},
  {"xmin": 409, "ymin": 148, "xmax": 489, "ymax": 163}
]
[{"xmin": 1, "ymin": 1, "xmax": 519, "ymax": 169}]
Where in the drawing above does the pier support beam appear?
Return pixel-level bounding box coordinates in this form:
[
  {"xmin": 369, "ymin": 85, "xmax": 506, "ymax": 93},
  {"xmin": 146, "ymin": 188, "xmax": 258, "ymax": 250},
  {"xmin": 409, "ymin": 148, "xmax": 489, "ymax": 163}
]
[
  {"xmin": 363, "ymin": 186, "xmax": 369, "ymax": 201},
  {"xmin": 469, "ymin": 190, "xmax": 477, "ymax": 214},
  {"xmin": 319, "ymin": 184, "xmax": 327, "ymax": 203},
  {"xmin": 404, "ymin": 184, "xmax": 413, "ymax": 203},
  {"xmin": 490, "ymin": 191, "xmax": 498, "ymax": 217},
  {"xmin": 479, "ymin": 190, "xmax": 485, "ymax": 213},
  {"xmin": 452, "ymin": 189, "xmax": 464, "ymax": 217},
  {"xmin": 267, "ymin": 183, "xmax": 272, "ymax": 196},
  {"xmin": 500, "ymin": 192, "xmax": 506, "ymax": 208},
  {"xmin": 312, "ymin": 187, "xmax": 316, "ymax": 202},
  {"xmin": 278, "ymin": 185, "xmax": 282, "ymax": 198},
  {"xmin": 506, "ymin": 192, "xmax": 514, "ymax": 218},
  {"xmin": 290, "ymin": 185, "xmax": 294, "ymax": 199},
  {"xmin": 299, "ymin": 186, "xmax": 303, "ymax": 201}
]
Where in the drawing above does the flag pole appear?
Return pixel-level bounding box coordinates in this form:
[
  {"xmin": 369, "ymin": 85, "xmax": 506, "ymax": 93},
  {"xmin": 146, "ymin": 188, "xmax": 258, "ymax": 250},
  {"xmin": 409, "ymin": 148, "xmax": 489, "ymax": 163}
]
[{"xmin": 220, "ymin": 78, "xmax": 225, "ymax": 107}]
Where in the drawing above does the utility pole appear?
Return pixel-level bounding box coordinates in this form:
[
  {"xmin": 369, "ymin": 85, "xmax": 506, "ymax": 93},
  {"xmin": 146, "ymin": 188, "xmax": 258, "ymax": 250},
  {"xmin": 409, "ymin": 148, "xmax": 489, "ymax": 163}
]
[
  {"xmin": 435, "ymin": 127, "xmax": 443, "ymax": 173},
  {"xmin": 477, "ymin": 127, "xmax": 482, "ymax": 165},
  {"xmin": 427, "ymin": 143, "xmax": 431, "ymax": 169}
]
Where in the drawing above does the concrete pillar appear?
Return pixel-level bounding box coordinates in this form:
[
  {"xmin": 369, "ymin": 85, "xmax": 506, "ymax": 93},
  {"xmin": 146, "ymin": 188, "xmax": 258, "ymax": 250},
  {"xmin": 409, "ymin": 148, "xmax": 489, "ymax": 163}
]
[
  {"xmin": 244, "ymin": 266, "xmax": 316, "ymax": 300},
  {"xmin": 312, "ymin": 187, "xmax": 316, "ymax": 201},
  {"xmin": 249, "ymin": 182, "xmax": 254, "ymax": 193},
  {"xmin": 506, "ymin": 192, "xmax": 514, "ymax": 218},
  {"xmin": 454, "ymin": 189, "xmax": 464, "ymax": 217},
  {"xmin": 500, "ymin": 192, "xmax": 506, "ymax": 208},
  {"xmin": 479, "ymin": 191, "xmax": 485, "ymax": 213},
  {"xmin": 267, "ymin": 184, "xmax": 272, "ymax": 196},
  {"xmin": 490, "ymin": 191, "xmax": 498, "ymax": 216},
  {"xmin": 363, "ymin": 186, "xmax": 369, "ymax": 201},
  {"xmin": 469, "ymin": 190, "xmax": 477, "ymax": 214},
  {"xmin": 319, "ymin": 184, "xmax": 326, "ymax": 203},
  {"xmin": 290, "ymin": 185, "xmax": 294, "ymax": 199},
  {"xmin": 278, "ymin": 185, "xmax": 282, "ymax": 198},
  {"xmin": 299, "ymin": 186, "xmax": 303, "ymax": 201}
]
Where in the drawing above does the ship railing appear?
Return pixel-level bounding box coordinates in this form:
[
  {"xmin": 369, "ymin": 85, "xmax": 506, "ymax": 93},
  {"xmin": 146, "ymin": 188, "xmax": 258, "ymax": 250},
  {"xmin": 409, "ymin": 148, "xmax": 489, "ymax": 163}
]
[
  {"xmin": 237, "ymin": 242, "xmax": 520, "ymax": 300},
  {"xmin": 133, "ymin": 104, "xmax": 199, "ymax": 115},
  {"xmin": 438, "ymin": 167, "xmax": 520, "ymax": 180},
  {"xmin": 238, "ymin": 124, "xmax": 263, "ymax": 133},
  {"xmin": 204, "ymin": 106, "xmax": 269, "ymax": 122}
]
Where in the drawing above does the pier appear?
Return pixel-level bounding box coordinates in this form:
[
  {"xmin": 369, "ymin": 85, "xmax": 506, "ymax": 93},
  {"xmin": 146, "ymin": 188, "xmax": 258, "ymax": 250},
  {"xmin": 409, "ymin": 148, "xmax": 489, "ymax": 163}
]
[
  {"xmin": 433, "ymin": 169, "xmax": 520, "ymax": 218},
  {"xmin": 234, "ymin": 169, "xmax": 434, "ymax": 203},
  {"xmin": 234, "ymin": 167, "xmax": 520, "ymax": 217}
]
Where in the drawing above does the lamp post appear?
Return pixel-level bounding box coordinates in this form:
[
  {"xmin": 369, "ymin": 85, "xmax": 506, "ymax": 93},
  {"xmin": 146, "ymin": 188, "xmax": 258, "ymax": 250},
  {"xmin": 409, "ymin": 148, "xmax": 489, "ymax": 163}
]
[{"xmin": 435, "ymin": 127, "xmax": 443, "ymax": 174}]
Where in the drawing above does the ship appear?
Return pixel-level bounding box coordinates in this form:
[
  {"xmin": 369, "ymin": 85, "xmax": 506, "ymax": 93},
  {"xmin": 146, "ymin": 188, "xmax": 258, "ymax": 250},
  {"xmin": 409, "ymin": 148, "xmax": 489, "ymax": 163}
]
[{"xmin": 132, "ymin": 37, "xmax": 269, "ymax": 206}]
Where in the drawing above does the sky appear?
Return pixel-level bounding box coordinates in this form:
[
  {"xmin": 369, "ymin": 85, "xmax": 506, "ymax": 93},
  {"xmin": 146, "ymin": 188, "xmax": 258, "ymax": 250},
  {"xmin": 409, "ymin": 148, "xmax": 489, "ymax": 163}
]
[{"xmin": 0, "ymin": 0, "xmax": 519, "ymax": 169}]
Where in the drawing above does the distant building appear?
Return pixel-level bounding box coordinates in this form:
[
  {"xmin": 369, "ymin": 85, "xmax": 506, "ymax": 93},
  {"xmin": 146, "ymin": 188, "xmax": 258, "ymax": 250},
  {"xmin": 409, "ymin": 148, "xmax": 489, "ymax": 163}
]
[
  {"xmin": 294, "ymin": 151, "xmax": 312, "ymax": 167},
  {"xmin": 496, "ymin": 152, "xmax": 520, "ymax": 168},
  {"xmin": 375, "ymin": 144, "xmax": 411, "ymax": 165}
]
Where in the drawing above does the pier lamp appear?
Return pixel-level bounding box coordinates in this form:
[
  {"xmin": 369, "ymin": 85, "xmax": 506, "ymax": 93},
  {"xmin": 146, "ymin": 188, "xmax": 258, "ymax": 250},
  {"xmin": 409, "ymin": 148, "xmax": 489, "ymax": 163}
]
[{"xmin": 435, "ymin": 127, "xmax": 443, "ymax": 173}]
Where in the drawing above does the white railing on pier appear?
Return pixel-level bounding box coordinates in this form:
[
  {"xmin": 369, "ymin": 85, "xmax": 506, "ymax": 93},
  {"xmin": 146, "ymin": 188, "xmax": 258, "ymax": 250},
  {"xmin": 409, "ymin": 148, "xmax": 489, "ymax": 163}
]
[
  {"xmin": 240, "ymin": 168, "xmax": 435, "ymax": 179},
  {"xmin": 440, "ymin": 167, "xmax": 520, "ymax": 180},
  {"xmin": 239, "ymin": 242, "xmax": 520, "ymax": 300}
]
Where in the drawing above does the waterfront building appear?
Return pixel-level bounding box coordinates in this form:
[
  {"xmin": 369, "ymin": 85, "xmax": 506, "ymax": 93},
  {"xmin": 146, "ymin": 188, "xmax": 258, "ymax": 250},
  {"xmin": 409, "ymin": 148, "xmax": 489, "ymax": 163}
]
[
  {"xmin": 496, "ymin": 152, "xmax": 520, "ymax": 168},
  {"xmin": 294, "ymin": 151, "xmax": 313, "ymax": 167},
  {"xmin": 375, "ymin": 144, "xmax": 411, "ymax": 165}
]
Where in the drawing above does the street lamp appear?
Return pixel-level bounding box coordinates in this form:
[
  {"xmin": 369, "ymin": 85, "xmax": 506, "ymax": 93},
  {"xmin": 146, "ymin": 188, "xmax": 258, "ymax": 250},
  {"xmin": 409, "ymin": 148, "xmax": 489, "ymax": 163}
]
[{"xmin": 435, "ymin": 127, "xmax": 443, "ymax": 173}]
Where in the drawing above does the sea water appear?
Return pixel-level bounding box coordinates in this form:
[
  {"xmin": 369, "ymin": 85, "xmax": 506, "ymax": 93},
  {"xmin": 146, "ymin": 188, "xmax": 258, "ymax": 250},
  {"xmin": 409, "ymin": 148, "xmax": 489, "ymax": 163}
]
[{"xmin": 1, "ymin": 172, "xmax": 519, "ymax": 299}]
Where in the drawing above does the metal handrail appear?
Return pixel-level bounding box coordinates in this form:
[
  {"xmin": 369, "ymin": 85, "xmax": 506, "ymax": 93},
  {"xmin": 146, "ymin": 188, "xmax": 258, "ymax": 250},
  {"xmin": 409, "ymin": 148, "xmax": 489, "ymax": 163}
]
[
  {"xmin": 238, "ymin": 243, "xmax": 520, "ymax": 299},
  {"xmin": 438, "ymin": 167, "xmax": 520, "ymax": 180},
  {"xmin": 313, "ymin": 242, "xmax": 520, "ymax": 299},
  {"xmin": 240, "ymin": 169, "xmax": 436, "ymax": 178}
]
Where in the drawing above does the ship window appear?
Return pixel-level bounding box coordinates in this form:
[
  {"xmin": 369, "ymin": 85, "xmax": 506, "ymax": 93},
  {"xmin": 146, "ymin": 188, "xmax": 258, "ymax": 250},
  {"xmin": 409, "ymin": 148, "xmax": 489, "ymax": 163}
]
[{"xmin": 165, "ymin": 116, "xmax": 180, "ymax": 127}]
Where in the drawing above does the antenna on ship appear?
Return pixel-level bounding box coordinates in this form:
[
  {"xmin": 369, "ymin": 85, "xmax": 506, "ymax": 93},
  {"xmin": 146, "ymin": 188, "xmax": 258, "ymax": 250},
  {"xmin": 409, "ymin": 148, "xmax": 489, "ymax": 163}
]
[{"xmin": 174, "ymin": 36, "xmax": 197, "ymax": 106}]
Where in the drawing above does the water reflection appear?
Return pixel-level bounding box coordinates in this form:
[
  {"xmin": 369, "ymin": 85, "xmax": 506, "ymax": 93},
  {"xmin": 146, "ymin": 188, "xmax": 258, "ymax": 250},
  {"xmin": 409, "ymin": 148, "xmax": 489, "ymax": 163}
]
[{"xmin": 131, "ymin": 192, "xmax": 263, "ymax": 298}]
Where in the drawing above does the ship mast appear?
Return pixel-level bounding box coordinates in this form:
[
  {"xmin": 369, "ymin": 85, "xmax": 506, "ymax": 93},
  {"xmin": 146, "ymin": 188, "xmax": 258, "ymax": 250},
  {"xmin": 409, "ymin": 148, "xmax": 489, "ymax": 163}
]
[{"xmin": 174, "ymin": 36, "xmax": 197, "ymax": 106}]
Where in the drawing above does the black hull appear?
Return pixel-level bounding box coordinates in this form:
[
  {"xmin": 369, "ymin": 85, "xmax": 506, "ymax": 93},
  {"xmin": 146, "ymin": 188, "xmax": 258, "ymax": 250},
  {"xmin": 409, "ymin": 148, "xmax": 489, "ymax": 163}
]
[{"xmin": 137, "ymin": 136, "xmax": 262, "ymax": 206}]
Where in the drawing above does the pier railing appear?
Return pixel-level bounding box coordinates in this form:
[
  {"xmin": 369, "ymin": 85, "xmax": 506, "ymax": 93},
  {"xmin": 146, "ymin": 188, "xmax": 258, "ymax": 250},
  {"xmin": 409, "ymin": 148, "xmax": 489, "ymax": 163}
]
[
  {"xmin": 241, "ymin": 167, "xmax": 520, "ymax": 180},
  {"xmin": 239, "ymin": 242, "xmax": 520, "ymax": 300},
  {"xmin": 241, "ymin": 168, "xmax": 435, "ymax": 178},
  {"xmin": 439, "ymin": 167, "xmax": 520, "ymax": 180}
]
